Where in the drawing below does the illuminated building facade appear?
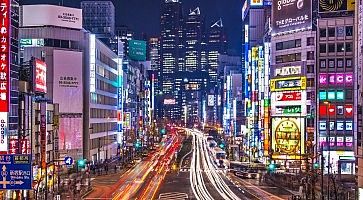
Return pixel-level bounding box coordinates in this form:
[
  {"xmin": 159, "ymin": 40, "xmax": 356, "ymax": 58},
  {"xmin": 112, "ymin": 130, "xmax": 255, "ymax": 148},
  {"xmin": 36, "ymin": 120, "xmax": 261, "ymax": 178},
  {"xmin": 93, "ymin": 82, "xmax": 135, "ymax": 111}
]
[
  {"xmin": 317, "ymin": 15, "xmax": 356, "ymax": 174},
  {"xmin": 160, "ymin": 0, "xmax": 184, "ymax": 120},
  {"xmin": 242, "ymin": 0, "xmax": 267, "ymax": 162}
]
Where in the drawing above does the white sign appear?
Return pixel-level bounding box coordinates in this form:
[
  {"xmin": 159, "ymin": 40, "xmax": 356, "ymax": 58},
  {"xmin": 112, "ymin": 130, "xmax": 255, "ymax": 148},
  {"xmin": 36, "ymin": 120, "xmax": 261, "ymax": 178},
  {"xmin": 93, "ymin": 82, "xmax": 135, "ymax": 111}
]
[
  {"xmin": 0, "ymin": 113, "xmax": 7, "ymax": 152},
  {"xmin": 244, "ymin": 25, "xmax": 249, "ymax": 43},
  {"xmin": 22, "ymin": 5, "xmax": 82, "ymax": 29},
  {"xmin": 208, "ymin": 95, "xmax": 214, "ymax": 107},
  {"xmin": 275, "ymin": 66, "xmax": 302, "ymax": 77},
  {"xmin": 53, "ymin": 50, "xmax": 83, "ymax": 113},
  {"xmin": 89, "ymin": 34, "xmax": 96, "ymax": 93}
]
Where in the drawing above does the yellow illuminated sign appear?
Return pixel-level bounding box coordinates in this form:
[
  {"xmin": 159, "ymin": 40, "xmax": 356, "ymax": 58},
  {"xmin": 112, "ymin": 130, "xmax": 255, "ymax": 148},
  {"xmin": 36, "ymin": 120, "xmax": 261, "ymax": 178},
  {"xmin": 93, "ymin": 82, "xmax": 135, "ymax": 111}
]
[
  {"xmin": 271, "ymin": 117, "xmax": 305, "ymax": 159},
  {"xmin": 270, "ymin": 76, "xmax": 306, "ymax": 92}
]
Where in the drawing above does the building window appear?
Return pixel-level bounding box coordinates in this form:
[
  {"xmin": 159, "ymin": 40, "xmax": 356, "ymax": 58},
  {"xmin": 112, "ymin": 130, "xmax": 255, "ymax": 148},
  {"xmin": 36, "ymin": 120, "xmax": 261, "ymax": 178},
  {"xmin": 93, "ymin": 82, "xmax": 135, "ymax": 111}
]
[
  {"xmin": 345, "ymin": 42, "xmax": 352, "ymax": 52},
  {"xmin": 275, "ymin": 53, "xmax": 301, "ymax": 63},
  {"xmin": 328, "ymin": 43, "xmax": 335, "ymax": 52},
  {"xmin": 307, "ymin": 64, "xmax": 314, "ymax": 73},
  {"xmin": 275, "ymin": 39, "xmax": 301, "ymax": 50},
  {"xmin": 328, "ymin": 59, "xmax": 335, "ymax": 68},
  {"xmin": 320, "ymin": 28, "xmax": 327, "ymax": 37},
  {"xmin": 307, "ymin": 37, "xmax": 314, "ymax": 46},
  {"xmin": 346, "ymin": 26, "xmax": 353, "ymax": 36},
  {"xmin": 328, "ymin": 27, "xmax": 335, "ymax": 37},
  {"xmin": 307, "ymin": 51, "xmax": 314, "ymax": 60},
  {"xmin": 337, "ymin": 43, "xmax": 344, "ymax": 52},
  {"xmin": 320, "ymin": 59, "xmax": 326, "ymax": 68},
  {"xmin": 336, "ymin": 26, "xmax": 345, "ymax": 37},
  {"xmin": 346, "ymin": 89, "xmax": 353, "ymax": 100},
  {"xmin": 319, "ymin": 44, "xmax": 326, "ymax": 53},
  {"xmin": 337, "ymin": 58, "xmax": 344, "ymax": 68},
  {"xmin": 307, "ymin": 78, "xmax": 314, "ymax": 87},
  {"xmin": 346, "ymin": 58, "xmax": 352, "ymax": 68}
]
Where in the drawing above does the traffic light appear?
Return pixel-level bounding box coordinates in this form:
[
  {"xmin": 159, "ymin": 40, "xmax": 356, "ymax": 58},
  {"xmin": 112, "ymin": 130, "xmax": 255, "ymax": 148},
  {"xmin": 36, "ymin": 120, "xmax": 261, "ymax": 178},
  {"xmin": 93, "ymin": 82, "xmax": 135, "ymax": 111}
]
[
  {"xmin": 77, "ymin": 159, "xmax": 86, "ymax": 169},
  {"xmin": 135, "ymin": 139, "xmax": 142, "ymax": 148},
  {"xmin": 313, "ymin": 163, "xmax": 319, "ymax": 169},
  {"xmin": 219, "ymin": 143, "xmax": 225, "ymax": 149},
  {"xmin": 268, "ymin": 163, "xmax": 276, "ymax": 172},
  {"xmin": 160, "ymin": 128, "xmax": 166, "ymax": 135}
]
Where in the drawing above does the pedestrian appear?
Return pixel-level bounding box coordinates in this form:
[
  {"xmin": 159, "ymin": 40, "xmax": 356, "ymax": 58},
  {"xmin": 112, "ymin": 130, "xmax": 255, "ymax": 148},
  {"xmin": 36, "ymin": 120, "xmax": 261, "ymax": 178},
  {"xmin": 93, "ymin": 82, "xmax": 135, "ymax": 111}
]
[{"xmin": 114, "ymin": 165, "xmax": 117, "ymax": 173}]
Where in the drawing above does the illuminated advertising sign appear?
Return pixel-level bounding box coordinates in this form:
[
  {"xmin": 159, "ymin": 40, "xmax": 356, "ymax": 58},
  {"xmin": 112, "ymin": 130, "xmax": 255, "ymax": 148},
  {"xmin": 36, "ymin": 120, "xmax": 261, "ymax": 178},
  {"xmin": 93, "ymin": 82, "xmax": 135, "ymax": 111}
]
[
  {"xmin": 20, "ymin": 39, "xmax": 44, "ymax": 47},
  {"xmin": 322, "ymin": 151, "xmax": 354, "ymax": 175},
  {"xmin": 208, "ymin": 95, "xmax": 214, "ymax": 107},
  {"xmin": 128, "ymin": 40, "xmax": 147, "ymax": 61},
  {"xmin": 242, "ymin": 0, "xmax": 249, "ymax": 20},
  {"xmin": 319, "ymin": 0, "xmax": 355, "ymax": 13},
  {"xmin": 271, "ymin": 104, "xmax": 307, "ymax": 116},
  {"xmin": 0, "ymin": 0, "xmax": 9, "ymax": 153},
  {"xmin": 271, "ymin": 117, "xmax": 305, "ymax": 159},
  {"xmin": 89, "ymin": 34, "xmax": 96, "ymax": 92},
  {"xmin": 40, "ymin": 103, "xmax": 46, "ymax": 168},
  {"xmin": 319, "ymin": 90, "xmax": 344, "ymax": 100},
  {"xmin": 319, "ymin": 73, "xmax": 353, "ymax": 85},
  {"xmin": 244, "ymin": 25, "xmax": 249, "ymax": 43},
  {"xmin": 123, "ymin": 112, "xmax": 131, "ymax": 129},
  {"xmin": 270, "ymin": 77, "xmax": 306, "ymax": 91},
  {"xmin": 272, "ymin": 91, "xmax": 303, "ymax": 102},
  {"xmin": 251, "ymin": 0, "xmax": 263, "ymax": 6},
  {"xmin": 164, "ymin": 99, "xmax": 176, "ymax": 105},
  {"xmin": 34, "ymin": 59, "xmax": 47, "ymax": 93},
  {"xmin": 22, "ymin": 5, "xmax": 82, "ymax": 30},
  {"xmin": 319, "ymin": 104, "xmax": 336, "ymax": 116},
  {"xmin": 272, "ymin": 0, "xmax": 312, "ymax": 35},
  {"xmin": 274, "ymin": 65, "xmax": 302, "ymax": 77},
  {"xmin": 345, "ymin": 104, "xmax": 353, "ymax": 117}
]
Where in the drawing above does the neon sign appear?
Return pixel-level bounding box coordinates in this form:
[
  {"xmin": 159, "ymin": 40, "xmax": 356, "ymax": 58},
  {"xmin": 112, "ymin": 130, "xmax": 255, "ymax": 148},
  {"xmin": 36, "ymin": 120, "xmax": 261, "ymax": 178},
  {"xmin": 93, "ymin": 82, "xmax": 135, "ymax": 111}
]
[{"xmin": 319, "ymin": 73, "xmax": 353, "ymax": 85}]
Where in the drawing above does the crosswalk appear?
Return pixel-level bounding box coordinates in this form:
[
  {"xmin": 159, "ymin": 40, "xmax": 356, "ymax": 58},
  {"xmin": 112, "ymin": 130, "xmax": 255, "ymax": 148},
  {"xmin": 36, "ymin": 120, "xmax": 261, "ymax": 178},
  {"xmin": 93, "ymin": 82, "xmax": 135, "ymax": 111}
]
[{"xmin": 158, "ymin": 192, "xmax": 188, "ymax": 200}]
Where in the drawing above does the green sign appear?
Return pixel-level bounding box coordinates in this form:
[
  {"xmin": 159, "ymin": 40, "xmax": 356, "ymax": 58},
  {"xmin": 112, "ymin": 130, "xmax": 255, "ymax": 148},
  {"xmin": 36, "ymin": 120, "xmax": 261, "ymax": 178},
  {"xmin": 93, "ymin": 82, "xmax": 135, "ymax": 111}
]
[{"xmin": 128, "ymin": 40, "xmax": 146, "ymax": 61}]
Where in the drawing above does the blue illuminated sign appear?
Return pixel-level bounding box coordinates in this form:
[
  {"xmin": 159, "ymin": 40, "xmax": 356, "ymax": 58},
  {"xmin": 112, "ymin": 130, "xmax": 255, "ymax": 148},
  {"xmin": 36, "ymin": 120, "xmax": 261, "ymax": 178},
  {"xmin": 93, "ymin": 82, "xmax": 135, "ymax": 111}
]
[{"xmin": 0, "ymin": 155, "xmax": 32, "ymax": 190}]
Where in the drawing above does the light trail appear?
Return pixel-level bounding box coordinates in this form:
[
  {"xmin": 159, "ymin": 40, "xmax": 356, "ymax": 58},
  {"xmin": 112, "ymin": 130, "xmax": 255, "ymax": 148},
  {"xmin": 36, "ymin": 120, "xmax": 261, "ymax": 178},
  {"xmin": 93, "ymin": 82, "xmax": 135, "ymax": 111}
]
[{"xmin": 189, "ymin": 129, "xmax": 242, "ymax": 200}]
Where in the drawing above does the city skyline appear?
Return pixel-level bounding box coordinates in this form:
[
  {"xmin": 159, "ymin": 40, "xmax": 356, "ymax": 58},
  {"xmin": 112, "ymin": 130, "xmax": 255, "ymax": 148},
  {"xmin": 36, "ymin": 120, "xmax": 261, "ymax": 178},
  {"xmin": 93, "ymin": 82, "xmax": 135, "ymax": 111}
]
[{"xmin": 21, "ymin": 0, "xmax": 242, "ymax": 55}]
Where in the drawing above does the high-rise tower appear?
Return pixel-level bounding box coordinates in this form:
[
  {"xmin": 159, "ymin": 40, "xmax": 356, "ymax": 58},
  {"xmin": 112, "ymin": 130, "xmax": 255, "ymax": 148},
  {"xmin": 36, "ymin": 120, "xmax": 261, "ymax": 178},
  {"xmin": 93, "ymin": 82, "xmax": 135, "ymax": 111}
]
[{"xmin": 160, "ymin": 0, "xmax": 184, "ymax": 120}]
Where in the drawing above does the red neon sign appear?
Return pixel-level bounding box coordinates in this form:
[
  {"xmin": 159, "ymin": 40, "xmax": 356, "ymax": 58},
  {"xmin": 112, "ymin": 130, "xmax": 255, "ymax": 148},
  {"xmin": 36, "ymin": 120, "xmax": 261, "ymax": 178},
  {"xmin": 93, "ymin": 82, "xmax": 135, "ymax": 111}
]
[
  {"xmin": 0, "ymin": 0, "xmax": 9, "ymax": 112},
  {"xmin": 345, "ymin": 104, "xmax": 353, "ymax": 117},
  {"xmin": 275, "ymin": 91, "xmax": 302, "ymax": 101},
  {"xmin": 34, "ymin": 59, "xmax": 47, "ymax": 93},
  {"xmin": 319, "ymin": 104, "xmax": 336, "ymax": 116}
]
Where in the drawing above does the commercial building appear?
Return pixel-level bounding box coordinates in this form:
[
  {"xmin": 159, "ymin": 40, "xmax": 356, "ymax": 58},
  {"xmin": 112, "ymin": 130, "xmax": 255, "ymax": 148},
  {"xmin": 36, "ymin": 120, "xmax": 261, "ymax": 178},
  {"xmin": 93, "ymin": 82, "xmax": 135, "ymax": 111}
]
[
  {"xmin": 316, "ymin": 5, "xmax": 356, "ymax": 176},
  {"xmin": 20, "ymin": 5, "xmax": 123, "ymax": 163},
  {"xmin": 81, "ymin": 1, "xmax": 115, "ymax": 40},
  {"xmin": 242, "ymin": 0, "xmax": 267, "ymax": 162},
  {"xmin": 160, "ymin": 0, "xmax": 184, "ymax": 120}
]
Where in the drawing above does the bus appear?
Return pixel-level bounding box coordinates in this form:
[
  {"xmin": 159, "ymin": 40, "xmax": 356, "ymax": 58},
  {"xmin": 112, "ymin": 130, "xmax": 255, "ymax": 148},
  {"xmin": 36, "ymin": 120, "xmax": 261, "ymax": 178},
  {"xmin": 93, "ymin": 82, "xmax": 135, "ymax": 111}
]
[{"xmin": 210, "ymin": 147, "xmax": 226, "ymax": 168}]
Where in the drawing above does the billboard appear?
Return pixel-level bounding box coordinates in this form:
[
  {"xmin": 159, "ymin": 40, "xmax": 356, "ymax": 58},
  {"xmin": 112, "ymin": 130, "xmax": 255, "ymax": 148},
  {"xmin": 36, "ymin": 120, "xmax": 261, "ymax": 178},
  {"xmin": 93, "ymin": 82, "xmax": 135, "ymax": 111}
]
[
  {"xmin": 271, "ymin": 117, "xmax": 305, "ymax": 159},
  {"xmin": 128, "ymin": 40, "xmax": 146, "ymax": 61},
  {"xmin": 89, "ymin": 34, "xmax": 96, "ymax": 92},
  {"xmin": 273, "ymin": 65, "xmax": 303, "ymax": 77},
  {"xmin": 271, "ymin": 91, "xmax": 304, "ymax": 102},
  {"xmin": 53, "ymin": 50, "xmax": 83, "ymax": 113},
  {"xmin": 208, "ymin": 95, "xmax": 214, "ymax": 107},
  {"xmin": 272, "ymin": 0, "xmax": 312, "ymax": 35},
  {"xmin": 270, "ymin": 76, "xmax": 307, "ymax": 91},
  {"xmin": 123, "ymin": 112, "xmax": 131, "ymax": 129},
  {"xmin": 251, "ymin": 0, "xmax": 264, "ymax": 6},
  {"xmin": 319, "ymin": 73, "xmax": 353, "ymax": 85},
  {"xmin": 319, "ymin": 0, "xmax": 355, "ymax": 13},
  {"xmin": 164, "ymin": 99, "xmax": 176, "ymax": 105},
  {"xmin": 22, "ymin": 5, "xmax": 82, "ymax": 29},
  {"xmin": 59, "ymin": 117, "xmax": 82, "ymax": 150},
  {"xmin": 242, "ymin": 0, "xmax": 249, "ymax": 20},
  {"xmin": 34, "ymin": 59, "xmax": 47, "ymax": 93}
]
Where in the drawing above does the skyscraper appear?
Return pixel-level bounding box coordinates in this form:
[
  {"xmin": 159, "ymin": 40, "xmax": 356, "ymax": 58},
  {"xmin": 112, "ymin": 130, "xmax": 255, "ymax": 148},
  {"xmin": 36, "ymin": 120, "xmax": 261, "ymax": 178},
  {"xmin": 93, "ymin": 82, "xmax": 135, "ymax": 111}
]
[
  {"xmin": 184, "ymin": 7, "xmax": 205, "ymax": 72},
  {"xmin": 207, "ymin": 19, "xmax": 227, "ymax": 84},
  {"xmin": 160, "ymin": 0, "xmax": 184, "ymax": 120},
  {"xmin": 81, "ymin": 1, "xmax": 115, "ymax": 41}
]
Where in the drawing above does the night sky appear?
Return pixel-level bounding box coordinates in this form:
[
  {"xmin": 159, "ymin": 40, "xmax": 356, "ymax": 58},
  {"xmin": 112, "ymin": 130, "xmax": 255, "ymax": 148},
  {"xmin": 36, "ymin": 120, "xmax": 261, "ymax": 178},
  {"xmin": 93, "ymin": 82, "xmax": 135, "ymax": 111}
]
[{"xmin": 20, "ymin": 0, "xmax": 242, "ymax": 55}]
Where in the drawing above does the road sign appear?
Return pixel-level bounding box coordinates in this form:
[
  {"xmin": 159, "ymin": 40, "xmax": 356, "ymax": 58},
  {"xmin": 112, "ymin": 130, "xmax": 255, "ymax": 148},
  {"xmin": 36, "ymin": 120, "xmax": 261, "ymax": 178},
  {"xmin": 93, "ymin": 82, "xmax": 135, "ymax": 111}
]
[
  {"xmin": 0, "ymin": 154, "xmax": 32, "ymax": 190},
  {"xmin": 64, "ymin": 157, "xmax": 73, "ymax": 166}
]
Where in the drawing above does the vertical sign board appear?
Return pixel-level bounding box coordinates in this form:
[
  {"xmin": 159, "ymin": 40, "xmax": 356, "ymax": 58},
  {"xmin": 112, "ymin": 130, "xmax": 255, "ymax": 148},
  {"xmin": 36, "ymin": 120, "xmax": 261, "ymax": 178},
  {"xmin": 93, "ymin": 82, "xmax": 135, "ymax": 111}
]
[
  {"xmin": 89, "ymin": 34, "xmax": 96, "ymax": 93},
  {"xmin": 40, "ymin": 103, "xmax": 46, "ymax": 168},
  {"xmin": 34, "ymin": 59, "xmax": 47, "ymax": 93},
  {"xmin": 0, "ymin": 155, "xmax": 32, "ymax": 190},
  {"xmin": 0, "ymin": 0, "xmax": 9, "ymax": 153},
  {"xmin": 117, "ymin": 40, "xmax": 123, "ymax": 144}
]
